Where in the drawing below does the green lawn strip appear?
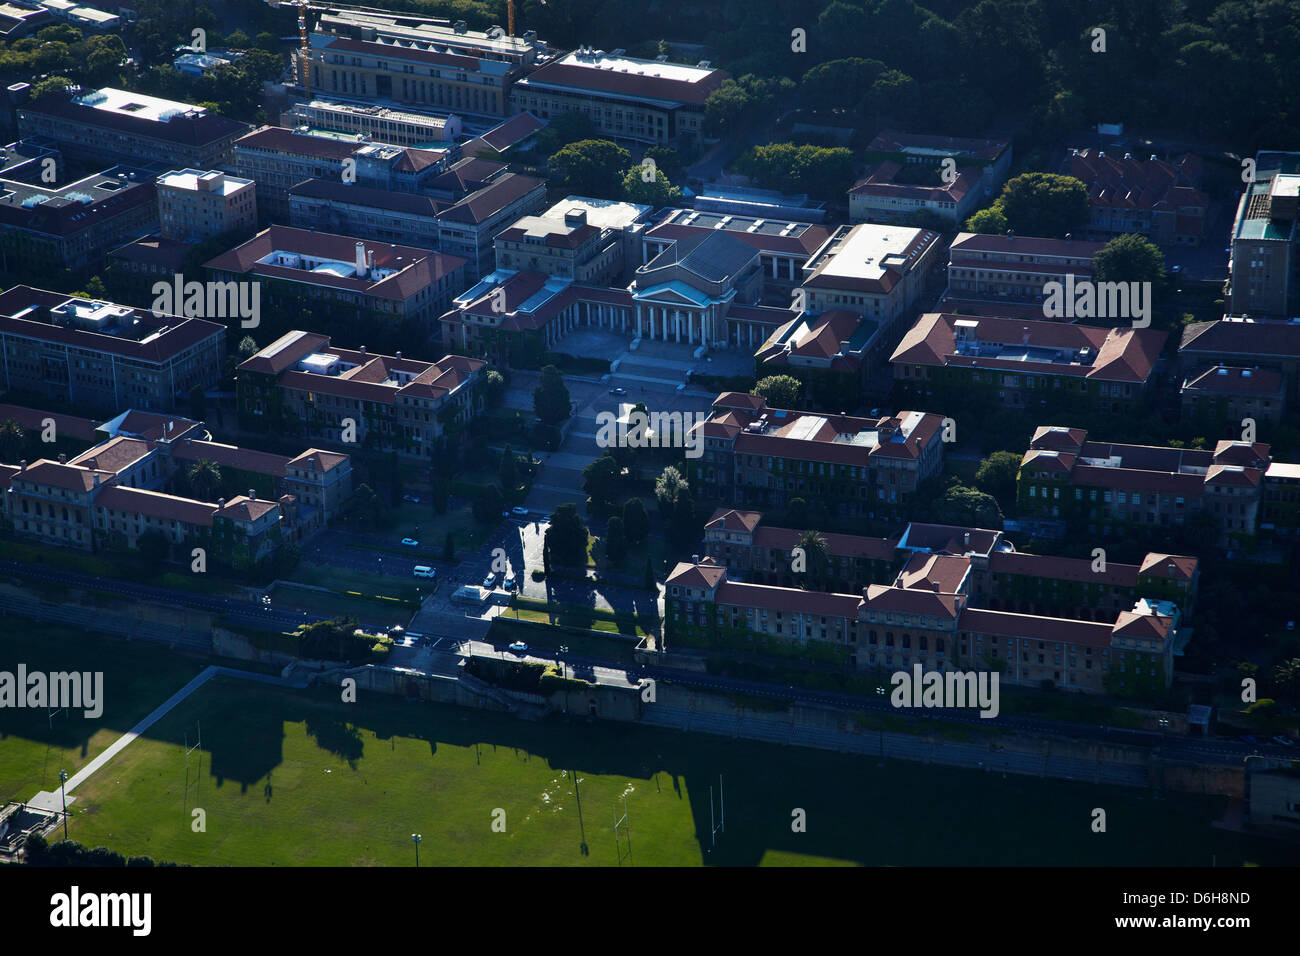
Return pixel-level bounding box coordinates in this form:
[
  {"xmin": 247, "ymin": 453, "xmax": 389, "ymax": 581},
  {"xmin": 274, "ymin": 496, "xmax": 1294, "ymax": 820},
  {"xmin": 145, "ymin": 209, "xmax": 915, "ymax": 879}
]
[
  {"xmin": 0, "ymin": 622, "xmax": 203, "ymax": 804},
  {"xmin": 268, "ymin": 584, "xmax": 415, "ymax": 629},
  {"xmin": 52, "ymin": 674, "xmax": 1290, "ymax": 866},
  {"xmin": 64, "ymin": 678, "xmax": 706, "ymax": 867},
  {"xmin": 0, "ymin": 539, "xmax": 243, "ymax": 598},
  {"xmin": 288, "ymin": 564, "xmax": 421, "ymax": 606}
]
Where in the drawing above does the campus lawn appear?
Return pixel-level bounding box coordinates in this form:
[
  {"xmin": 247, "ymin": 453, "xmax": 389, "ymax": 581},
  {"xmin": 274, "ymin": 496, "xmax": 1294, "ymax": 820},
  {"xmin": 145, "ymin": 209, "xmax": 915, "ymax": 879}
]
[
  {"xmin": 0, "ymin": 624, "xmax": 203, "ymax": 804},
  {"xmin": 52, "ymin": 672, "xmax": 1300, "ymax": 867},
  {"xmin": 287, "ymin": 563, "xmax": 422, "ymax": 605},
  {"xmin": 266, "ymin": 583, "xmax": 416, "ymax": 631}
]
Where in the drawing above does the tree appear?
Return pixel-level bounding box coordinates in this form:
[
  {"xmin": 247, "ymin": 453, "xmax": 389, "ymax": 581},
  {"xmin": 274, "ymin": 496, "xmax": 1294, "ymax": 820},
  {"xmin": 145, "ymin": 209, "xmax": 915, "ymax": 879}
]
[
  {"xmin": 443, "ymin": 531, "xmax": 455, "ymax": 561},
  {"xmin": 785, "ymin": 497, "xmax": 810, "ymax": 528},
  {"xmin": 1094, "ymin": 233, "xmax": 1166, "ymax": 286},
  {"xmin": 1270, "ymin": 658, "xmax": 1300, "ymax": 703},
  {"xmin": 546, "ymin": 503, "xmax": 589, "ymax": 567},
  {"xmin": 669, "ymin": 493, "xmax": 698, "ymax": 549},
  {"xmin": 136, "ymin": 529, "xmax": 170, "ymax": 565},
  {"xmin": 734, "ymin": 142, "xmax": 855, "ymax": 201},
  {"xmin": 237, "ymin": 335, "xmax": 260, "ymax": 358},
  {"xmin": 0, "ymin": 419, "xmax": 25, "ymax": 462},
  {"xmin": 582, "ymin": 453, "xmax": 622, "ymax": 510},
  {"xmin": 622, "ymin": 497, "xmax": 650, "ymax": 545},
  {"xmin": 996, "ymin": 173, "xmax": 1089, "ymax": 239},
  {"xmin": 965, "ymin": 204, "xmax": 1009, "ymax": 234},
  {"xmin": 499, "ymin": 444, "xmax": 518, "ymax": 492},
  {"xmin": 549, "ymin": 139, "xmax": 631, "ymax": 198},
  {"xmin": 799, "ymin": 57, "xmax": 885, "ymax": 112},
  {"xmin": 472, "ymin": 483, "xmax": 504, "ymax": 523},
  {"xmin": 604, "ymin": 515, "xmax": 628, "ymax": 563},
  {"xmin": 533, "ymin": 111, "xmax": 598, "ymax": 156},
  {"xmin": 349, "ymin": 484, "xmax": 383, "ymax": 528},
  {"xmin": 796, "ymin": 529, "xmax": 829, "ymax": 587},
  {"xmin": 533, "ymin": 365, "xmax": 571, "ymax": 425},
  {"xmin": 753, "ymin": 374, "xmax": 802, "ymax": 409},
  {"xmin": 188, "ymin": 459, "xmax": 222, "ymax": 502},
  {"xmin": 654, "ymin": 465, "xmax": 688, "ymax": 514},
  {"xmin": 703, "ymin": 79, "xmax": 753, "ymax": 136},
  {"xmin": 974, "ymin": 451, "xmax": 1022, "ymax": 505},
  {"xmin": 30, "ymin": 76, "xmax": 75, "ymax": 99},
  {"xmin": 483, "ymin": 368, "xmax": 506, "ymax": 407},
  {"xmin": 622, "ymin": 164, "xmax": 682, "ymax": 206},
  {"xmin": 934, "ymin": 484, "xmax": 1003, "ymax": 528}
]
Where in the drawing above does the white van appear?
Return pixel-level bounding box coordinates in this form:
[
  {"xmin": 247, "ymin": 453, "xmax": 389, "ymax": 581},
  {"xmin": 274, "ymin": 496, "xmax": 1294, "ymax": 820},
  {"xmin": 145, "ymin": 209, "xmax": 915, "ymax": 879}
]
[{"xmin": 413, "ymin": 566, "xmax": 436, "ymax": 579}]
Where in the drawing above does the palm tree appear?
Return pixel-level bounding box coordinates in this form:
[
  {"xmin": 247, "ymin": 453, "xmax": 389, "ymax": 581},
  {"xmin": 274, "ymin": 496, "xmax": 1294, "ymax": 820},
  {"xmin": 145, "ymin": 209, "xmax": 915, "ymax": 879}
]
[
  {"xmin": 189, "ymin": 459, "xmax": 222, "ymax": 502},
  {"xmin": 796, "ymin": 529, "xmax": 829, "ymax": 588},
  {"xmin": 1271, "ymin": 658, "xmax": 1300, "ymax": 703},
  {"xmin": 0, "ymin": 418, "xmax": 24, "ymax": 463}
]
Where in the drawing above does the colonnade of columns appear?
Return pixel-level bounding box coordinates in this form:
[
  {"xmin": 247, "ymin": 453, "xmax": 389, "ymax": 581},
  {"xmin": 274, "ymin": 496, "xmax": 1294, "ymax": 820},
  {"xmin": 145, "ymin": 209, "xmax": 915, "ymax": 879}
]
[{"xmin": 634, "ymin": 302, "xmax": 712, "ymax": 345}]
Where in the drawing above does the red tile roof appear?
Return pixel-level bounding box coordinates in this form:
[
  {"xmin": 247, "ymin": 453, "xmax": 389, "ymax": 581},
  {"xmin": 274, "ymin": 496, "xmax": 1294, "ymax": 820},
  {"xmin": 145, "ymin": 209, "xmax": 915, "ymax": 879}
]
[
  {"xmin": 960, "ymin": 608, "xmax": 1116, "ymax": 648},
  {"xmin": 890, "ymin": 313, "xmax": 1165, "ymax": 385},
  {"xmin": 1182, "ymin": 365, "xmax": 1285, "ymax": 396},
  {"xmin": 204, "ymin": 226, "xmax": 465, "ymax": 302},
  {"xmin": 989, "ymin": 550, "xmax": 1140, "ymax": 588},
  {"xmin": 94, "ymin": 485, "xmax": 218, "ymax": 526},
  {"xmin": 0, "ymin": 404, "xmax": 97, "ymax": 442}
]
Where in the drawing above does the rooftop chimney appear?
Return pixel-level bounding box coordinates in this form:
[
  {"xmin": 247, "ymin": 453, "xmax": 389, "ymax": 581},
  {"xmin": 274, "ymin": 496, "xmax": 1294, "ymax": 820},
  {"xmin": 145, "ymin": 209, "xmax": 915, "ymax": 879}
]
[
  {"xmin": 355, "ymin": 241, "xmax": 367, "ymax": 278},
  {"xmin": 1168, "ymin": 562, "xmax": 1176, "ymax": 576},
  {"xmin": 248, "ymin": 488, "xmax": 256, "ymax": 500},
  {"xmin": 218, "ymin": 498, "xmax": 225, "ymax": 508},
  {"xmin": 1022, "ymin": 326, "xmax": 1030, "ymax": 345},
  {"xmin": 58, "ymin": 453, "xmax": 66, "ymax": 463},
  {"xmin": 692, "ymin": 553, "xmax": 700, "ymax": 563},
  {"xmin": 964, "ymin": 531, "xmax": 970, "ymax": 549}
]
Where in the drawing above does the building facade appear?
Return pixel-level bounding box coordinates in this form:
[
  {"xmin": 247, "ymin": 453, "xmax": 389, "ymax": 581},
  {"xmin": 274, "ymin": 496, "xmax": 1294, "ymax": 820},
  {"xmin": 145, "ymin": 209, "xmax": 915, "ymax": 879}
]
[
  {"xmin": 237, "ymin": 330, "xmax": 485, "ymax": 461},
  {"xmin": 157, "ymin": 169, "xmax": 257, "ymax": 242},
  {"xmin": 17, "ymin": 87, "xmax": 248, "ymax": 169},
  {"xmin": 690, "ymin": 392, "xmax": 946, "ymax": 520},
  {"xmin": 509, "ymin": 48, "xmax": 728, "ymax": 144},
  {"xmin": 0, "ymin": 287, "xmax": 224, "ymax": 413}
]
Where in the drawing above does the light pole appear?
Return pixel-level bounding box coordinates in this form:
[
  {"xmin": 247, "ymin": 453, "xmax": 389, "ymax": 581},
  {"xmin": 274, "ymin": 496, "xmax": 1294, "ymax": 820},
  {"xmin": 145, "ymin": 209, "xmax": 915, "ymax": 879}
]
[
  {"xmin": 559, "ymin": 645, "xmax": 570, "ymax": 714},
  {"xmin": 411, "ymin": 832, "xmax": 421, "ymax": 867},
  {"xmin": 58, "ymin": 769, "xmax": 68, "ymax": 840}
]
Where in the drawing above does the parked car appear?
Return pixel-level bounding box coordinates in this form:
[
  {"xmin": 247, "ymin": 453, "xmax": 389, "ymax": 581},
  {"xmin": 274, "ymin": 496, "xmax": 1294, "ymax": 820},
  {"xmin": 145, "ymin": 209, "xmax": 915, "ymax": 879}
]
[
  {"xmin": 609, "ymin": 386, "xmax": 627, "ymax": 396},
  {"xmin": 503, "ymin": 573, "xmax": 518, "ymax": 591},
  {"xmin": 1271, "ymin": 735, "xmax": 1294, "ymax": 747},
  {"xmin": 482, "ymin": 571, "xmax": 498, "ymax": 589},
  {"xmin": 401, "ymin": 538, "xmax": 419, "ymax": 547},
  {"xmin": 510, "ymin": 506, "xmax": 529, "ymax": 517},
  {"xmin": 402, "ymin": 494, "xmax": 421, "ymax": 504},
  {"xmin": 413, "ymin": 566, "xmax": 436, "ymax": 579},
  {"xmin": 508, "ymin": 641, "xmax": 528, "ymax": 653}
]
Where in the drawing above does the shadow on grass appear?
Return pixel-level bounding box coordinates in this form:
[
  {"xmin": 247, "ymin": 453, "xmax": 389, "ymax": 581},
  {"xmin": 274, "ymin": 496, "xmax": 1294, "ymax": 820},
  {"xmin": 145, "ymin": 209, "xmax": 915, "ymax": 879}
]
[{"xmin": 154, "ymin": 677, "xmax": 1298, "ymax": 868}]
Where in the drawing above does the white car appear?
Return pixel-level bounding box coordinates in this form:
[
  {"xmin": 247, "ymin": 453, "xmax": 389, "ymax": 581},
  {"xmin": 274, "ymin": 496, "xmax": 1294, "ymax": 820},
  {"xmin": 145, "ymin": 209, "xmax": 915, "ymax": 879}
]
[
  {"xmin": 508, "ymin": 641, "xmax": 528, "ymax": 653},
  {"xmin": 401, "ymin": 538, "xmax": 420, "ymax": 547}
]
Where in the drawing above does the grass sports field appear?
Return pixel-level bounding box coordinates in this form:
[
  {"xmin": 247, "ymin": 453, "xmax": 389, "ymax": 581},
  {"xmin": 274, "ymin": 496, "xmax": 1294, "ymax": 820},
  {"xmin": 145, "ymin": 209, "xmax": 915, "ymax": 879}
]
[{"xmin": 3, "ymin": 628, "xmax": 1297, "ymax": 866}]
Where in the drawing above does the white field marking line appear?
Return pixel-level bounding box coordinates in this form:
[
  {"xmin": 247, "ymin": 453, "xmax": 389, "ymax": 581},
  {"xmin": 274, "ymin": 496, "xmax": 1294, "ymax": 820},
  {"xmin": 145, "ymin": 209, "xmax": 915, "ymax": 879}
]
[{"xmin": 51, "ymin": 666, "xmax": 221, "ymax": 799}]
